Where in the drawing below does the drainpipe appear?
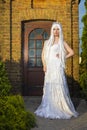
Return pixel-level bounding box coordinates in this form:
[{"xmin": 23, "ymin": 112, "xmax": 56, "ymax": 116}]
[
  {"xmin": 71, "ymin": 0, "xmax": 76, "ymax": 96},
  {"xmin": 71, "ymin": 0, "xmax": 79, "ymax": 96},
  {"xmin": 10, "ymin": 0, "xmax": 12, "ymax": 61},
  {"xmin": 71, "ymin": 0, "xmax": 75, "ymax": 79}
]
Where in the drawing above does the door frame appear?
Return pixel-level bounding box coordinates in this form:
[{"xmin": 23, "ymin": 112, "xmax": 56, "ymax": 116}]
[{"xmin": 21, "ymin": 19, "xmax": 55, "ymax": 96}]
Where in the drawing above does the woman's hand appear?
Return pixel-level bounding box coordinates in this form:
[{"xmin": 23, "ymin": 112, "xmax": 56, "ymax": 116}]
[{"xmin": 43, "ymin": 65, "xmax": 47, "ymax": 72}]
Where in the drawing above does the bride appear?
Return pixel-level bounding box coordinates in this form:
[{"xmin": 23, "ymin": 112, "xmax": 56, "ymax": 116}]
[{"xmin": 34, "ymin": 22, "xmax": 78, "ymax": 119}]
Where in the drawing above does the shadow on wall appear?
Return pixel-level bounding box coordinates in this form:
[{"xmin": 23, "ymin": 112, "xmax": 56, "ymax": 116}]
[
  {"xmin": 3, "ymin": 59, "xmax": 23, "ymax": 95},
  {"xmin": 66, "ymin": 75, "xmax": 81, "ymax": 108},
  {"xmin": 66, "ymin": 75, "xmax": 81, "ymax": 98},
  {"xmin": 1, "ymin": 58, "xmax": 81, "ymax": 99}
]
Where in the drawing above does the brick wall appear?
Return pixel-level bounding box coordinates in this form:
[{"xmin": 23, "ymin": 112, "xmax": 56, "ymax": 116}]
[{"xmin": 0, "ymin": 0, "xmax": 79, "ymax": 95}]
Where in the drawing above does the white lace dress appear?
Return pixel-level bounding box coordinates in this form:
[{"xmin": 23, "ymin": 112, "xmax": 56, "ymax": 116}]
[{"xmin": 34, "ymin": 43, "xmax": 78, "ymax": 119}]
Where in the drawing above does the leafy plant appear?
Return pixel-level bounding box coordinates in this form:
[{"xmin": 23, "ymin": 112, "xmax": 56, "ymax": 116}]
[
  {"xmin": 0, "ymin": 61, "xmax": 36, "ymax": 130},
  {"xmin": 0, "ymin": 95, "xmax": 36, "ymax": 130},
  {"xmin": 0, "ymin": 61, "xmax": 11, "ymax": 96},
  {"xmin": 79, "ymin": 0, "xmax": 87, "ymax": 100}
]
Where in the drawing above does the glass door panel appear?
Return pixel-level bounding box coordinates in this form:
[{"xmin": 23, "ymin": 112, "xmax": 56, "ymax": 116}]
[{"xmin": 28, "ymin": 28, "xmax": 48, "ymax": 68}]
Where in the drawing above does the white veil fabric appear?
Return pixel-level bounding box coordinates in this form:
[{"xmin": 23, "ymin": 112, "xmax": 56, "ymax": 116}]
[
  {"xmin": 45, "ymin": 22, "xmax": 66, "ymax": 68},
  {"xmin": 34, "ymin": 22, "xmax": 79, "ymax": 119}
]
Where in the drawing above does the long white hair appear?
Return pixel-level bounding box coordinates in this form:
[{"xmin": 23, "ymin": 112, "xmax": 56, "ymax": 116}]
[{"xmin": 46, "ymin": 22, "xmax": 66, "ymax": 68}]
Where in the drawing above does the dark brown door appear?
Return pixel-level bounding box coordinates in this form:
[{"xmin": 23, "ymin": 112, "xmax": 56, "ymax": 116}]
[{"xmin": 23, "ymin": 21, "xmax": 53, "ymax": 96}]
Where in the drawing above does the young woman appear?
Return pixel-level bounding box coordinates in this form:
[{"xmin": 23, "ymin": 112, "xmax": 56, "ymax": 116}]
[{"xmin": 34, "ymin": 22, "xmax": 78, "ymax": 119}]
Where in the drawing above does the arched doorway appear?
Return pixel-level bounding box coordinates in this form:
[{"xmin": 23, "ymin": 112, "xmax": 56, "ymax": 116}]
[{"xmin": 22, "ymin": 20, "xmax": 53, "ymax": 96}]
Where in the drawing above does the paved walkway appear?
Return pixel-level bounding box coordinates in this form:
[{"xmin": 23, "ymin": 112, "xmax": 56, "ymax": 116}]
[{"xmin": 23, "ymin": 97, "xmax": 87, "ymax": 130}]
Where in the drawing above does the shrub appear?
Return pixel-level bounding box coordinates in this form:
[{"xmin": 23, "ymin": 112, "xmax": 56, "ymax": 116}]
[
  {"xmin": 0, "ymin": 95, "xmax": 36, "ymax": 130},
  {"xmin": 79, "ymin": 0, "xmax": 87, "ymax": 100},
  {"xmin": 0, "ymin": 61, "xmax": 11, "ymax": 96},
  {"xmin": 79, "ymin": 72, "xmax": 87, "ymax": 100},
  {"xmin": 0, "ymin": 61, "xmax": 36, "ymax": 130}
]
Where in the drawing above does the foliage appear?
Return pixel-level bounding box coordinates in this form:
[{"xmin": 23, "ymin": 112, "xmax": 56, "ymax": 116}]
[
  {"xmin": 0, "ymin": 95, "xmax": 36, "ymax": 130},
  {"xmin": 0, "ymin": 61, "xmax": 36, "ymax": 130},
  {"xmin": 79, "ymin": 0, "xmax": 87, "ymax": 100},
  {"xmin": 0, "ymin": 61, "xmax": 11, "ymax": 96}
]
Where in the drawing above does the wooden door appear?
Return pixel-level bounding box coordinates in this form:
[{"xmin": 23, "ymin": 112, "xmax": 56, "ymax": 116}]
[{"xmin": 23, "ymin": 21, "xmax": 53, "ymax": 96}]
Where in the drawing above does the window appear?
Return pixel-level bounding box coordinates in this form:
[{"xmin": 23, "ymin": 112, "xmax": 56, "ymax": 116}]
[{"xmin": 28, "ymin": 28, "xmax": 48, "ymax": 67}]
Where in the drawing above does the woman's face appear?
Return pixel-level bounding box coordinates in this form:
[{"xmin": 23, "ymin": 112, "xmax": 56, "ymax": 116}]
[{"xmin": 53, "ymin": 26, "xmax": 59, "ymax": 37}]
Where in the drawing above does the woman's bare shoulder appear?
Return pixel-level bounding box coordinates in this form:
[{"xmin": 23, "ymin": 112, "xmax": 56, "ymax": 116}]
[
  {"xmin": 63, "ymin": 40, "xmax": 68, "ymax": 45},
  {"xmin": 63, "ymin": 41, "xmax": 74, "ymax": 53},
  {"xmin": 63, "ymin": 41, "xmax": 70, "ymax": 48}
]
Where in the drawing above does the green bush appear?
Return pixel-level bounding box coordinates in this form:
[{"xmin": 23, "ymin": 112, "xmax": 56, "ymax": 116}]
[
  {"xmin": 79, "ymin": 0, "xmax": 87, "ymax": 100},
  {"xmin": 0, "ymin": 61, "xmax": 11, "ymax": 96},
  {"xmin": 0, "ymin": 95, "xmax": 36, "ymax": 130},
  {"xmin": 0, "ymin": 61, "xmax": 36, "ymax": 130},
  {"xmin": 79, "ymin": 72, "xmax": 87, "ymax": 100}
]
